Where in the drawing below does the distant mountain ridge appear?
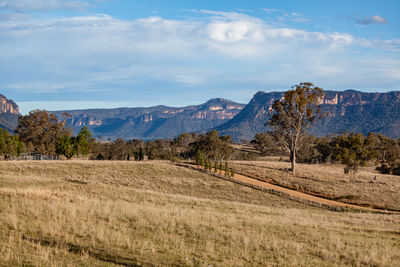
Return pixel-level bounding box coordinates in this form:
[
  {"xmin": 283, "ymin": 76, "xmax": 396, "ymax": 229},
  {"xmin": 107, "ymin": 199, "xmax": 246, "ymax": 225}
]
[
  {"xmin": 216, "ymin": 90, "xmax": 400, "ymax": 141},
  {"xmin": 0, "ymin": 93, "xmax": 20, "ymax": 132},
  {"xmin": 52, "ymin": 98, "xmax": 245, "ymax": 140},
  {"xmin": 2, "ymin": 90, "xmax": 400, "ymax": 141}
]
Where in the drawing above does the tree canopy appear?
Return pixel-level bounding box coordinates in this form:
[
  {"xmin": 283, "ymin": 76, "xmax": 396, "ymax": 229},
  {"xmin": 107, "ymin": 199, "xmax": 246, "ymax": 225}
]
[
  {"xmin": 269, "ymin": 82, "xmax": 325, "ymax": 173},
  {"xmin": 191, "ymin": 130, "xmax": 233, "ymax": 161},
  {"xmin": 75, "ymin": 126, "xmax": 92, "ymax": 156},
  {"xmin": 332, "ymin": 133, "xmax": 373, "ymax": 174},
  {"xmin": 0, "ymin": 129, "xmax": 25, "ymax": 159},
  {"xmin": 15, "ymin": 110, "xmax": 71, "ymax": 155}
]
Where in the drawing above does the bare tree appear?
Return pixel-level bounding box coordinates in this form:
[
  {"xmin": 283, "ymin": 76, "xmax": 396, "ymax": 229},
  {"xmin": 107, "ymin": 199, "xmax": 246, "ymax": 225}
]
[{"xmin": 269, "ymin": 82, "xmax": 325, "ymax": 173}]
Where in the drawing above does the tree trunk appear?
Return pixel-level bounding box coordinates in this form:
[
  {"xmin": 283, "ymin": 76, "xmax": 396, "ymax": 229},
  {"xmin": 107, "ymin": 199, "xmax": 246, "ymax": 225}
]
[
  {"xmin": 291, "ymin": 150, "xmax": 296, "ymax": 173},
  {"xmin": 290, "ymin": 137, "xmax": 297, "ymax": 173}
]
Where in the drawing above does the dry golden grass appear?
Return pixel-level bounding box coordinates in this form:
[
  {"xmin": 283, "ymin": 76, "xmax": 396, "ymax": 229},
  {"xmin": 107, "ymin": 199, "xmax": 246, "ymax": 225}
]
[
  {"xmin": 0, "ymin": 160, "xmax": 399, "ymax": 266},
  {"xmin": 230, "ymin": 160, "xmax": 400, "ymax": 211}
]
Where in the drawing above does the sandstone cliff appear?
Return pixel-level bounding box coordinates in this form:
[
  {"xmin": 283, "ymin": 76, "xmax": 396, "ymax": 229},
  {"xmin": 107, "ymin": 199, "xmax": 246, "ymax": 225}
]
[
  {"xmin": 216, "ymin": 90, "xmax": 400, "ymax": 141},
  {"xmin": 0, "ymin": 93, "xmax": 20, "ymax": 132}
]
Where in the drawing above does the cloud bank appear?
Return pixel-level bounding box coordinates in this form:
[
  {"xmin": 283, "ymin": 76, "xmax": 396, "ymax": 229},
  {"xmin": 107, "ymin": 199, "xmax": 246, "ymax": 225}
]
[{"xmin": 0, "ymin": 7, "xmax": 399, "ymax": 110}]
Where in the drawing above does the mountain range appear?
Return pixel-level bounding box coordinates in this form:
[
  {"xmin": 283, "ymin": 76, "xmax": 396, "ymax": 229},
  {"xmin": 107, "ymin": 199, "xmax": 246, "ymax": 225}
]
[
  {"xmin": 216, "ymin": 90, "xmax": 400, "ymax": 141},
  {"xmin": 52, "ymin": 98, "xmax": 245, "ymax": 140},
  {"xmin": 1, "ymin": 90, "xmax": 400, "ymax": 141}
]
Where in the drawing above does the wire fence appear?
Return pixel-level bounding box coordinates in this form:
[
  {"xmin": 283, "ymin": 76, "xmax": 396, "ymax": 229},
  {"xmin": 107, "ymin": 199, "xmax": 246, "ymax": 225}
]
[{"xmin": 5, "ymin": 154, "xmax": 59, "ymax": 161}]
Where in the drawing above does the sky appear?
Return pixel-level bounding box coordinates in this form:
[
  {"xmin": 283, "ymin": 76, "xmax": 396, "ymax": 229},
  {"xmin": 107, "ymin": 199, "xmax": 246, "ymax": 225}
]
[{"xmin": 0, "ymin": 0, "xmax": 399, "ymax": 114}]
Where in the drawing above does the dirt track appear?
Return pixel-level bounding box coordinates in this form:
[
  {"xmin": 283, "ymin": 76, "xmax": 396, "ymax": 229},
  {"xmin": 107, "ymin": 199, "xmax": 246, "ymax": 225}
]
[{"xmin": 181, "ymin": 163, "xmax": 400, "ymax": 214}]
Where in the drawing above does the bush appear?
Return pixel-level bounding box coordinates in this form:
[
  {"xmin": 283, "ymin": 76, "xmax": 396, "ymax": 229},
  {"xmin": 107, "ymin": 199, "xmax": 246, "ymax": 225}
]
[
  {"xmin": 392, "ymin": 165, "xmax": 400, "ymax": 176},
  {"xmin": 376, "ymin": 163, "xmax": 392, "ymax": 174}
]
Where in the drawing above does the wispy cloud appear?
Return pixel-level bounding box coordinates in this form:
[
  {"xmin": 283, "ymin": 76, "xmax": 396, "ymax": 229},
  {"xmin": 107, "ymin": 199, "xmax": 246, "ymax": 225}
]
[
  {"xmin": 0, "ymin": 0, "xmax": 91, "ymax": 12},
  {"xmin": 360, "ymin": 38, "xmax": 400, "ymax": 52},
  {"xmin": 276, "ymin": 11, "xmax": 311, "ymax": 23},
  {"xmin": 263, "ymin": 8, "xmax": 279, "ymax": 14},
  {"xmin": 356, "ymin": 15, "xmax": 387, "ymax": 25}
]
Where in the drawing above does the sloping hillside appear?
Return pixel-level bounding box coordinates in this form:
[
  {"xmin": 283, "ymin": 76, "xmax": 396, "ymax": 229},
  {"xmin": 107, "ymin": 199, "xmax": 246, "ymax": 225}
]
[
  {"xmin": 217, "ymin": 90, "xmax": 400, "ymax": 141},
  {"xmin": 1, "ymin": 160, "xmax": 399, "ymax": 266}
]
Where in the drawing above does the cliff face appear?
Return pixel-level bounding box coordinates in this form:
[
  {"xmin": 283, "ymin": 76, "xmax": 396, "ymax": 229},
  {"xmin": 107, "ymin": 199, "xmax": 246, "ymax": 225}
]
[
  {"xmin": 0, "ymin": 94, "xmax": 19, "ymax": 115},
  {"xmin": 53, "ymin": 98, "xmax": 245, "ymax": 140},
  {"xmin": 0, "ymin": 94, "xmax": 20, "ymax": 132},
  {"xmin": 216, "ymin": 90, "xmax": 400, "ymax": 141}
]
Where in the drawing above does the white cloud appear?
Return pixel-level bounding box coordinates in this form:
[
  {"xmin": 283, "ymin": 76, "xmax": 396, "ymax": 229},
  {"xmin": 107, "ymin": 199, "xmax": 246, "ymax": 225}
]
[
  {"xmin": 372, "ymin": 15, "xmax": 387, "ymax": 23},
  {"xmin": 356, "ymin": 15, "xmax": 387, "ymax": 25},
  {"xmin": 0, "ymin": 10, "xmax": 398, "ymax": 105},
  {"xmin": 203, "ymin": 10, "xmax": 352, "ymax": 50}
]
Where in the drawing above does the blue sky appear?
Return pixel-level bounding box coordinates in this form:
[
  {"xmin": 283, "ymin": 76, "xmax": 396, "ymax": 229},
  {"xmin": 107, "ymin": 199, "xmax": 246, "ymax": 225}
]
[{"xmin": 0, "ymin": 0, "xmax": 399, "ymax": 114}]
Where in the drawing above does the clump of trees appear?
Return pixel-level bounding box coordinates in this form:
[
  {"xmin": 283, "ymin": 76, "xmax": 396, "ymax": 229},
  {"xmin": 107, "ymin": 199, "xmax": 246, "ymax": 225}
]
[
  {"xmin": 14, "ymin": 110, "xmax": 94, "ymax": 159},
  {"xmin": 90, "ymin": 129, "xmax": 236, "ymax": 163},
  {"xmin": 191, "ymin": 130, "xmax": 235, "ymax": 177},
  {"xmin": 88, "ymin": 129, "xmax": 239, "ymax": 176},
  {"xmin": 190, "ymin": 130, "xmax": 233, "ymax": 161},
  {"xmin": 16, "ymin": 110, "xmax": 70, "ymax": 155},
  {"xmin": 331, "ymin": 133, "xmax": 373, "ymax": 174},
  {"xmin": 331, "ymin": 133, "xmax": 400, "ymax": 174},
  {"xmin": 251, "ymin": 132, "xmax": 284, "ymax": 156},
  {"xmin": 56, "ymin": 126, "xmax": 93, "ymax": 159},
  {"xmin": 0, "ymin": 129, "xmax": 25, "ymax": 159},
  {"xmin": 174, "ymin": 132, "xmax": 198, "ymax": 159},
  {"xmin": 91, "ymin": 139, "xmax": 142, "ymax": 160},
  {"xmin": 367, "ymin": 133, "xmax": 400, "ymax": 175},
  {"xmin": 251, "ymin": 130, "xmax": 400, "ymax": 175}
]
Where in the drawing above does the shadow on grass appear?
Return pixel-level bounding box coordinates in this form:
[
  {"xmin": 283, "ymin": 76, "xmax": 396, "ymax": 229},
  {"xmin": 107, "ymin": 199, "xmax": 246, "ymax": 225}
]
[{"xmin": 22, "ymin": 235, "xmax": 152, "ymax": 267}]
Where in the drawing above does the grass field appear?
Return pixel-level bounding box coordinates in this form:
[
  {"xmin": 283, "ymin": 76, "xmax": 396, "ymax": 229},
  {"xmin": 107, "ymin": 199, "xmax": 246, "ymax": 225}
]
[
  {"xmin": 0, "ymin": 160, "xmax": 400, "ymax": 266},
  {"xmin": 231, "ymin": 159, "xmax": 400, "ymax": 211}
]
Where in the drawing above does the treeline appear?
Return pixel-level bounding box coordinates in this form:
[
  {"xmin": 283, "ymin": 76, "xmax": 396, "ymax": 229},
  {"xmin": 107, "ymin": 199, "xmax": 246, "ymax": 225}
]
[
  {"xmin": 3, "ymin": 110, "xmax": 247, "ymax": 162},
  {"xmin": 91, "ymin": 130, "xmax": 241, "ymax": 162},
  {"xmin": 252, "ymin": 131, "xmax": 400, "ymax": 175},
  {"xmin": 0, "ymin": 110, "xmax": 93, "ymax": 159}
]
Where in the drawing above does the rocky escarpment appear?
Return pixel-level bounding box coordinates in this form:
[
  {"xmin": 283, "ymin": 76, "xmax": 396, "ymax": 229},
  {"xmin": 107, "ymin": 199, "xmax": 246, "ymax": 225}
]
[
  {"xmin": 0, "ymin": 94, "xmax": 19, "ymax": 115},
  {"xmin": 53, "ymin": 98, "xmax": 245, "ymax": 140},
  {"xmin": 216, "ymin": 90, "xmax": 400, "ymax": 141},
  {"xmin": 0, "ymin": 93, "xmax": 20, "ymax": 132}
]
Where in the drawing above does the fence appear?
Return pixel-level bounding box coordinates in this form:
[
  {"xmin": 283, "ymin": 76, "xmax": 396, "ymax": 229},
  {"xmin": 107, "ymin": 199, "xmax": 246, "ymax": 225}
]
[{"xmin": 6, "ymin": 154, "xmax": 59, "ymax": 161}]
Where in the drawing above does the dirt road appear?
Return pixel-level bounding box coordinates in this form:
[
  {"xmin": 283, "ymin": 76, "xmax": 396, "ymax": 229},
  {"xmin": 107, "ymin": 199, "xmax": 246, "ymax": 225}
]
[{"xmin": 180, "ymin": 163, "xmax": 400, "ymax": 214}]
